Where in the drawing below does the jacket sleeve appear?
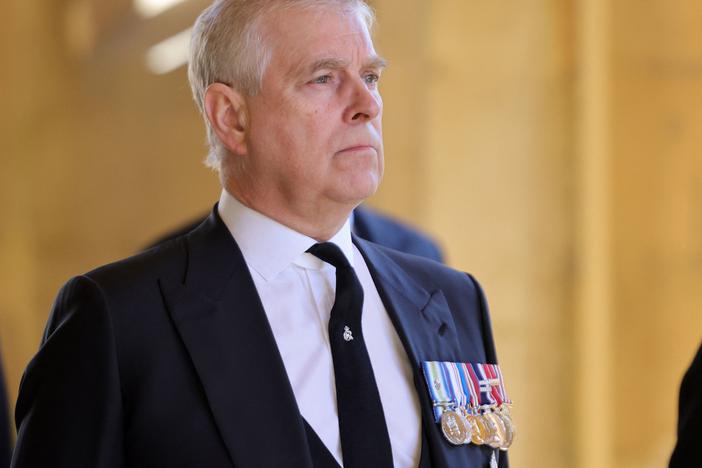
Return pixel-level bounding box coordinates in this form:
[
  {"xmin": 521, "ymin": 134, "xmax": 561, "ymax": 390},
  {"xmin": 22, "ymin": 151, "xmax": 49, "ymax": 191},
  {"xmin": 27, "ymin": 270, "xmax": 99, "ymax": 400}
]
[{"xmin": 11, "ymin": 275, "xmax": 125, "ymax": 468}]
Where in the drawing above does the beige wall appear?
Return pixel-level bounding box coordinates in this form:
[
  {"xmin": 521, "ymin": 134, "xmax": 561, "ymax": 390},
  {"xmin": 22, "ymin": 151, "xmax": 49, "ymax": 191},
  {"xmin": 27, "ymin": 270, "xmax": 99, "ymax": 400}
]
[
  {"xmin": 2, "ymin": 1, "xmax": 702, "ymax": 467},
  {"xmin": 610, "ymin": 2, "xmax": 702, "ymax": 466},
  {"xmin": 421, "ymin": 2, "xmax": 575, "ymax": 466}
]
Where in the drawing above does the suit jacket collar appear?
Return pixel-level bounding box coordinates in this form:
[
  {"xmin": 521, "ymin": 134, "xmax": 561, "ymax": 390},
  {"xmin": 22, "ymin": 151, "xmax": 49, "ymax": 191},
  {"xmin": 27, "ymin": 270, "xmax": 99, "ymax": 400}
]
[
  {"xmin": 160, "ymin": 208, "xmax": 314, "ymax": 468},
  {"xmin": 159, "ymin": 208, "xmax": 460, "ymax": 468},
  {"xmin": 352, "ymin": 235, "xmax": 461, "ymax": 365}
]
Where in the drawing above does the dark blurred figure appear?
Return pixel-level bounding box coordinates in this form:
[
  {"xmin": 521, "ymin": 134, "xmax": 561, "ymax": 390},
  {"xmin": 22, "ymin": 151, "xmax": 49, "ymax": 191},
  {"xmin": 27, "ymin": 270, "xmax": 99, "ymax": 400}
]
[
  {"xmin": 149, "ymin": 205, "xmax": 444, "ymax": 263},
  {"xmin": 669, "ymin": 342, "xmax": 702, "ymax": 468},
  {"xmin": 1, "ymin": 356, "xmax": 11, "ymax": 467}
]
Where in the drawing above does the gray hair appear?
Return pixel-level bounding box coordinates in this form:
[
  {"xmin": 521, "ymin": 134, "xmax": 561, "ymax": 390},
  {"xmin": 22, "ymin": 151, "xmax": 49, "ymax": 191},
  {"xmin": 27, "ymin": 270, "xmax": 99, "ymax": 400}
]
[{"xmin": 187, "ymin": 0, "xmax": 376, "ymax": 171}]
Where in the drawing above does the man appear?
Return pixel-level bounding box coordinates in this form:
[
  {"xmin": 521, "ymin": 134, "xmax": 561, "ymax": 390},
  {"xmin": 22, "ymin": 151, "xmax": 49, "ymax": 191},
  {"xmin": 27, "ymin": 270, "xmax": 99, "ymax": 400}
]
[
  {"xmin": 148, "ymin": 205, "xmax": 444, "ymax": 262},
  {"xmin": 12, "ymin": 1, "xmax": 508, "ymax": 467},
  {"xmin": 0, "ymin": 357, "xmax": 10, "ymax": 468},
  {"xmin": 669, "ymin": 342, "xmax": 702, "ymax": 467}
]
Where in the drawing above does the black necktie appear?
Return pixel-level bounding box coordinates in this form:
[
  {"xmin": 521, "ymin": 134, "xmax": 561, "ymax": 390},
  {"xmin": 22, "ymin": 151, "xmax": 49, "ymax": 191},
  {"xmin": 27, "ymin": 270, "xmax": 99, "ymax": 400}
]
[{"xmin": 307, "ymin": 242, "xmax": 394, "ymax": 468}]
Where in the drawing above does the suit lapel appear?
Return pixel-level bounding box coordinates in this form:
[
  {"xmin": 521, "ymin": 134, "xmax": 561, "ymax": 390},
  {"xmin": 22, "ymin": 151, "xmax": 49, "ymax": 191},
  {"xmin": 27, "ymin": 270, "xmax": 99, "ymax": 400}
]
[
  {"xmin": 159, "ymin": 210, "xmax": 313, "ymax": 468},
  {"xmin": 157, "ymin": 214, "xmax": 474, "ymax": 468},
  {"xmin": 353, "ymin": 236, "xmax": 461, "ymax": 365},
  {"xmin": 354, "ymin": 237, "xmax": 465, "ymax": 468}
]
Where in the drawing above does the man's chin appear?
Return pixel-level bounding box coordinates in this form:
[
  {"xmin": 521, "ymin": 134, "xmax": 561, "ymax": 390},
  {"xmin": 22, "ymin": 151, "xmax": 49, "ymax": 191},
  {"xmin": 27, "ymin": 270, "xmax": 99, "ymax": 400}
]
[
  {"xmin": 334, "ymin": 171, "xmax": 381, "ymax": 202},
  {"xmin": 329, "ymin": 190, "xmax": 378, "ymax": 211}
]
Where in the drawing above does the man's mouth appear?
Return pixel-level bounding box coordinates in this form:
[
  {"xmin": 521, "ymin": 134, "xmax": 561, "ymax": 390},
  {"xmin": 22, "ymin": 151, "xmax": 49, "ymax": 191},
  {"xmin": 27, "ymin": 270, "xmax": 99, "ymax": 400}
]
[{"xmin": 336, "ymin": 145, "xmax": 376, "ymax": 155}]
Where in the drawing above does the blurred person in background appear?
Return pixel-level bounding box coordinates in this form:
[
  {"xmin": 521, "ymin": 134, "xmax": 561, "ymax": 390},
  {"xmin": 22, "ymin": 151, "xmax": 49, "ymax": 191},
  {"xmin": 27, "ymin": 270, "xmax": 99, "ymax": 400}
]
[
  {"xmin": 669, "ymin": 342, "xmax": 702, "ymax": 468},
  {"xmin": 11, "ymin": 1, "xmax": 509, "ymax": 467},
  {"xmin": 0, "ymin": 356, "xmax": 9, "ymax": 468}
]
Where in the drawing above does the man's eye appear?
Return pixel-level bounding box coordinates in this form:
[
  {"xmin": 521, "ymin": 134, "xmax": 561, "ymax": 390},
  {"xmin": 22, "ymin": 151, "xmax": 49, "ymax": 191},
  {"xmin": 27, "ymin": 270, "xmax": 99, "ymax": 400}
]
[
  {"xmin": 312, "ymin": 75, "xmax": 332, "ymax": 84},
  {"xmin": 364, "ymin": 73, "xmax": 380, "ymax": 86}
]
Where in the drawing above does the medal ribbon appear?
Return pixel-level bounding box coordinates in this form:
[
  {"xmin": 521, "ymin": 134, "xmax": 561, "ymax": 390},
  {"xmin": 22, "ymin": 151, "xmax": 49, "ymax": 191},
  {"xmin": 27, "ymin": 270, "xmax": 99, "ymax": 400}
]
[
  {"xmin": 445, "ymin": 362, "xmax": 468, "ymax": 409},
  {"xmin": 460, "ymin": 363, "xmax": 479, "ymax": 409},
  {"xmin": 423, "ymin": 362, "xmax": 512, "ymax": 421},
  {"xmin": 475, "ymin": 363, "xmax": 497, "ymax": 406},
  {"xmin": 466, "ymin": 363, "xmax": 486, "ymax": 407},
  {"xmin": 494, "ymin": 364, "xmax": 511, "ymax": 404},
  {"xmin": 483, "ymin": 364, "xmax": 503, "ymax": 406},
  {"xmin": 421, "ymin": 361, "xmax": 453, "ymax": 422}
]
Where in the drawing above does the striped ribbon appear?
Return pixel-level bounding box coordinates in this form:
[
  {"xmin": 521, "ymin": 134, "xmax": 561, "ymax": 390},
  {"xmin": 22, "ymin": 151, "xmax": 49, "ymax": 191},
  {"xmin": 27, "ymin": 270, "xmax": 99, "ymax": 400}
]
[
  {"xmin": 493, "ymin": 364, "xmax": 511, "ymax": 404},
  {"xmin": 421, "ymin": 361, "xmax": 454, "ymax": 421},
  {"xmin": 422, "ymin": 361, "xmax": 510, "ymax": 422},
  {"xmin": 462, "ymin": 363, "xmax": 479, "ymax": 409},
  {"xmin": 465, "ymin": 363, "xmax": 484, "ymax": 406},
  {"xmin": 475, "ymin": 363, "xmax": 497, "ymax": 406}
]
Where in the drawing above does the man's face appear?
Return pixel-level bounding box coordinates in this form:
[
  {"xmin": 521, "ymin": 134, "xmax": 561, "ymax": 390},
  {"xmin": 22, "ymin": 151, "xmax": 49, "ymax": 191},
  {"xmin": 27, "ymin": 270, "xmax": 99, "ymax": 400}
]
[{"xmin": 235, "ymin": 5, "xmax": 385, "ymax": 217}]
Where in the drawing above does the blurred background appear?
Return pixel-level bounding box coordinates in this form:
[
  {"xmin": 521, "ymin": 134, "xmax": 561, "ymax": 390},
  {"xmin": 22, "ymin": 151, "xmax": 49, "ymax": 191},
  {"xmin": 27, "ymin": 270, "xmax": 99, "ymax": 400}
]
[{"xmin": 1, "ymin": 0, "xmax": 702, "ymax": 466}]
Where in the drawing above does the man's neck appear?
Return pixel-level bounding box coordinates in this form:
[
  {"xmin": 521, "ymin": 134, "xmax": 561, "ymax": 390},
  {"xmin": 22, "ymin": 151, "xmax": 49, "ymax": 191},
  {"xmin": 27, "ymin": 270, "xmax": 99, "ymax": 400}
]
[{"xmin": 222, "ymin": 187, "xmax": 356, "ymax": 242}]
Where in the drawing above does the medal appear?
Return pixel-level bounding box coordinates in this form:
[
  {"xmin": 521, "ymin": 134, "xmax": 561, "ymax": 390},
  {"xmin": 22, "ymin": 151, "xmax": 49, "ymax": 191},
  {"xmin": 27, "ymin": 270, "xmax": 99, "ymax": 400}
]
[
  {"xmin": 465, "ymin": 410, "xmax": 488, "ymax": 445},
  {"xmin": 478, "ymin": 364, "xmax": 516, "ymax": 450},
  {"xmin": 460, "ymin": 362, "xmax": 490, "ymax": 445},
  {"xmin": 485, "ymin": 364, "xmax": 515, "ymax": 450},
  {"xmin": 422, "ymin": 361, "xmax": 515, "ymax": 450},
  {"xmin": 483, "ymin": 408, "xmax": 507, "ymax": 448},
  {"xmin": 497, "ymin": 406, "xmax": 515, "ymax": 450},
  {"xmin": 440, "ymin": 409, "xmax": 471, "ymax": 445},
  {"xmin": 442, "ymin": 362, "xmax": 473, "ymax": 445}
]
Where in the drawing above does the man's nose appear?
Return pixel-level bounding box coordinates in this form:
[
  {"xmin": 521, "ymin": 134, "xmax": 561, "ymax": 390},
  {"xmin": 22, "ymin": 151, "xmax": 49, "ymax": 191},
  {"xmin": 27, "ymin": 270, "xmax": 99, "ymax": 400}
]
[{"xmin": 343, "ymin": 78, "xmax": 381, "ymax": 123}]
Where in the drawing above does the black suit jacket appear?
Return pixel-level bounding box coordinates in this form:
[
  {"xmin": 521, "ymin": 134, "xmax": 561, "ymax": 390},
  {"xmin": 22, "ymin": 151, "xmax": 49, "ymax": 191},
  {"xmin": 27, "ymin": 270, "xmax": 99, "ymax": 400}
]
[
  {"xmin": 0, "ymin": 357, "xmax": 10, "ymax": 468},
  {"xmin": 670, "ymin": 343, "xmax": 702, "ymax": 467},
  {"xmin": 148, "ymin": 205, "xmax": 444, "ymax": 263},
  {"xmin": 13, "ymin": 208, "xmax": 502, "ymax": 468}
]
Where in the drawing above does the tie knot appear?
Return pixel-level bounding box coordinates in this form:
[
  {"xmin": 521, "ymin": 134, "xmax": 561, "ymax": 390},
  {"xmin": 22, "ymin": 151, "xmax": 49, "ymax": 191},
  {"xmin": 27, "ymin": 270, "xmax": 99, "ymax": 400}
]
[{"xmin": 307, "ymin": 242, "xmax": 351, "ymax": 269}]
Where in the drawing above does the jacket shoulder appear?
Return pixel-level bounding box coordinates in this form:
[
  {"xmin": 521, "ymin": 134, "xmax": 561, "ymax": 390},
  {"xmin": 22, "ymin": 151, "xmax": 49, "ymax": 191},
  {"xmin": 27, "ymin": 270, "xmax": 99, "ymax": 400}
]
[{"xmin": 81, "ymin": 236, "xmax": 188, "ymax": 296}]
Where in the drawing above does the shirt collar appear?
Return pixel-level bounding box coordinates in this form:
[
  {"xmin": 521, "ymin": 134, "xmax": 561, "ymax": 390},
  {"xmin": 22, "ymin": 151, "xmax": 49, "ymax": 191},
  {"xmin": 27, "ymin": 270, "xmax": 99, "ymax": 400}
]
[{"xmin": 217, "ymin": 189, "xmax": 354, "ymax": 281}]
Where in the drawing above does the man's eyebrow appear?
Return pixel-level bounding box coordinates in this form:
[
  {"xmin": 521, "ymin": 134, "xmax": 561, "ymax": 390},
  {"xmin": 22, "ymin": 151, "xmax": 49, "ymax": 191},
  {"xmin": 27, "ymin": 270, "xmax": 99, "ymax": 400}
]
[
  {"xmin": 298, "ymin": 55, "xmax": 389, "ymax": 77},
  {"xmin": 364, "ymin": 56, "xmax": 388, "ymax": 70},
  {"xmin": 308, "ymin": 58, "xmax": 349, "ymax": 74}
]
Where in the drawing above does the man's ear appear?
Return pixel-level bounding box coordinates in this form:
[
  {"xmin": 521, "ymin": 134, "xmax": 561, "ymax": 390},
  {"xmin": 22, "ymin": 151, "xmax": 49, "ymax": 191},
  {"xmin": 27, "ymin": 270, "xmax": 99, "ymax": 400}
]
[{"xmin": 204, "ymin": 83, "xmax": 248, "ymax": 156}]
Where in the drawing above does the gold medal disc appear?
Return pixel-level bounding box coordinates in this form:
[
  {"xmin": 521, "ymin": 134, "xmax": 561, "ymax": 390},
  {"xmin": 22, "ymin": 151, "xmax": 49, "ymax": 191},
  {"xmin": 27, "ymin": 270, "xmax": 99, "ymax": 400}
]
[
  {"xmin": 484, "ymin": 411, "xmax": 507, "ymax": 449},
  {"xmin": 466, "ymin": 413, "xmax": 489, "ymax": 445},
  {"xmin": 440, "ymin": 410, "xmax": 470, "ymax": 445},
  {"xmin": 497, "ymin": 410, "xmax": 516, "ymax": 450}
]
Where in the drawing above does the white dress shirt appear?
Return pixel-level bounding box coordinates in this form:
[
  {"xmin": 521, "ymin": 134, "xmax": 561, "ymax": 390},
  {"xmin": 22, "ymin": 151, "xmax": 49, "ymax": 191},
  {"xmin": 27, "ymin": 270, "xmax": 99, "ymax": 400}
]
[{"xmin": 217, "ymin": 190, "xmax": 421, "ymax": 468}]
